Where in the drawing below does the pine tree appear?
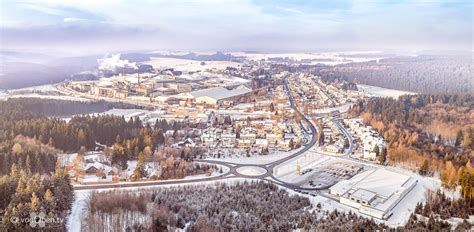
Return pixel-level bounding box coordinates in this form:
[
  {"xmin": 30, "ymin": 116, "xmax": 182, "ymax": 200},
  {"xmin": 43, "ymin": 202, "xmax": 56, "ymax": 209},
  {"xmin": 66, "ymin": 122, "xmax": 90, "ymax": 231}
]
[
  {"xmin": 30, "ymin": 192, "xmax": 40, "ymax": 212},
  {"xmin": 132, "ymin": 152, "xmax": 146, "ymax": 181},
  {"xmin": 10, "ymin": 163, "xmax": 20, "ymax": 180},
  {"xmin": 43, "ymin": 189, "xmax": 56, "ymax": 213}
]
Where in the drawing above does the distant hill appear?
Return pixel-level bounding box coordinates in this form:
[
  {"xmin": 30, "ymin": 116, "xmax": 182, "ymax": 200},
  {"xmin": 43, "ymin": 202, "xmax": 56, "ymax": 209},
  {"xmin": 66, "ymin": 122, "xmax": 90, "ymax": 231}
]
[
  {"xmin": 318, "ymin": 55, "xmax": 473, "ymax": 94},
  {"xmin": 0, "ymin": 52, "xmax": 101, "ymax": 90}
]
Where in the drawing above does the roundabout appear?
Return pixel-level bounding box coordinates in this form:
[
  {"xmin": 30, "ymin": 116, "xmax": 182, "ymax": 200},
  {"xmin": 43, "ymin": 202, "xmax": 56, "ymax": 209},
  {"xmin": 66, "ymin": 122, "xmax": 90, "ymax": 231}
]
[{"xmin": 236, "ymin": 166, "xmax": 268, "ymax": 177}]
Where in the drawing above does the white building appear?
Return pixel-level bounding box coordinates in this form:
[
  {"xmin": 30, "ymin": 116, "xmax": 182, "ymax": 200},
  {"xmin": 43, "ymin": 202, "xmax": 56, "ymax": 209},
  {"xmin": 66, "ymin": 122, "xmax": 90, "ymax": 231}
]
[
  {"xmin": 363, "ymin": 152, "xmax": 378, "ymax": 160},
  {"xmin": 184, "ymin": 86, "xmax": 252, "ymax": 105},
  {"xmin": 330, "ymin": 169, "xmax": 417, "ymax": 220},
  {"xmin": 221, "ymin": 133, "xmax": 236, "ymax": 147},
  {"xmin": 201, "ymin": 129, "xmax": 221, "ymax": 147},
  {"xmin": 255, "ymin": 138, "xmax": 269, "ymax": 148},
  {"xmin": 325, "ymin": 144, "xmax": 342, "ymax": 153}
]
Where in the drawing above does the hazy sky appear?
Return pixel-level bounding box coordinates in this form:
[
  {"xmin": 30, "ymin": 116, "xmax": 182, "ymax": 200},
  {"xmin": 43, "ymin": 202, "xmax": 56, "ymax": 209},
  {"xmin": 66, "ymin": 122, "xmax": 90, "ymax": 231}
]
[{"xmin": 1, "ymin": 0, "xmax": 472, "ymax": 55}]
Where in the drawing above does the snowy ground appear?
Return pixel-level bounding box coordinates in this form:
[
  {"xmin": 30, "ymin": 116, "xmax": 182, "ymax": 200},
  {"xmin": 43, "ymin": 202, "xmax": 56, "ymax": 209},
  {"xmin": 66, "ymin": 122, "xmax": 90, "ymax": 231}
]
[
  {"xmin": 0, "ymin": 83, "xmax": 93, "ymax": 102},
  {"xmin": 67, "ymin": 190, "xmax": 90, "ymax": 232},
  {"xmin": 89, "ymin": 108, "xmax": 165, "ymax": 125},
  {"xmin": 357, "ymin": 84, "xmax": 416, "ymax": 99},
  {"xmin": 8, "ymin": 84, "xmax": 58, "ymax": 92},
  {"xmin": 144, "ymin": 57, "xmax": 242, "ymax": 72},
  {"xmin": 58, "ymin": 153, "xmax": 78, "ymax": 166},
  {"xmin": 273, "ymin": 150, "xmax": 333, "ymax": 181},
  {"xmin": 207, "ymin": 147, "xmax": 304, "ymax": 165},
  {"xmin": 0, "ymin": 92, "xmax": 92, "ymax": 102},
  {"xmin": 236, "ymin": 166, "xmax": 267, "ymax": 176},
  {"xmin": 231, "ymin": 51, "xmax": 388, "ymax": 66}
]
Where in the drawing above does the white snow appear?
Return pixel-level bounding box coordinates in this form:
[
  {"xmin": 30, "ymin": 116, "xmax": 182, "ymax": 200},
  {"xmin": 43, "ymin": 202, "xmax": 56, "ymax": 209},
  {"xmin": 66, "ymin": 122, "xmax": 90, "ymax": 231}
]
[
  {"xmin": 273, "ymin": 151, "xmax": 332, "ymax": 183},
  {"xmin": 206, "ymin": 149, "xmax": 298, "ymax": 165},
  {"xmin": 0, "ymin": 93, "xmax": 92, "ymax": 102},
  {"xmin": 66, "ymin": 190, "xmax": 90, "ymax": 232},
  {"xmin": 385, "ymin": 174, "xmax": 440, "ymax": 227},
  {"xmin": 58, "ymin": 153, "xmax": 78, "ymax": 166},
  {"xmin": 145, "ymin": 57, "xmax": 241, "ymax": 72},
  {"xmin": 236, "ymin": 166, "xmax": 267, "ymax": 176},
  {"xmin": 231, "ymin": 51, "xmax": 387, "ymax": 66},
  {"xmin": 8, "ymin": 84, "xmax": 58, "ymax": 92},
  {"xmin": 357, "ymin": 84, "xmax": 416, "ymax": 99}
]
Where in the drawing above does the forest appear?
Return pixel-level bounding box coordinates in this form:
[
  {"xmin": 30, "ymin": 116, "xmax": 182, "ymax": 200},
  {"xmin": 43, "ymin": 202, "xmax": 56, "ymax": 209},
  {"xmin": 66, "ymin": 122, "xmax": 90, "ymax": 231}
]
[
  {"xmin": 0, "ymin": 98, "xmax": 213, "ymax": 182},
  {"xmin": 318, "ymin": 55, "xmax": 473, "ymax": 94},
  {"xmin": 0, "ymin": 98, "xmax": 191, "ymax": 153},
  {"xmin": 84, "ymin": 181, "xmax": 386, "ymax": 231},
  {"xmin": 0, "ymin": 139, "xmax": 74, "ymax": 231},
  {"xmin": 0, "ymin": 98, "xmax": 145, "ymax": 116},
  {"xmin": 83, "ymin": 181, "xmax": 464, "ymax": 232},
  {"xmin": 349, "ymin": 94, "xmax": 474, "ymax": 201},
  {"xmin": 415, "ymin": 190, "xmax": 473, "ymax": 220}
]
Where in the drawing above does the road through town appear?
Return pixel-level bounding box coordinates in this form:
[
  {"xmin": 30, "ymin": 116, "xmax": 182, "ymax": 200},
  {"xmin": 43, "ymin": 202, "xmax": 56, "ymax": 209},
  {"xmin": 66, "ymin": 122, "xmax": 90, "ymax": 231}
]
[{"xmin": 72, "ymin": 76, "xmax": 354, "ymax": 193}]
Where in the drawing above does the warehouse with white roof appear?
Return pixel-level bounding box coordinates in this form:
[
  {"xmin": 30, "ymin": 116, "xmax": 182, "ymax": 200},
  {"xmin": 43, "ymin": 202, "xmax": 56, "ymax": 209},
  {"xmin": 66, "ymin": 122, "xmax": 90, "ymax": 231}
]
[
  {"xmin": 329, "ymin": 168, "xmax": 417, "ymax": 220},
  {"xmin": 181, "ymin": 85, "xmax": 253, "ymax": 105}
]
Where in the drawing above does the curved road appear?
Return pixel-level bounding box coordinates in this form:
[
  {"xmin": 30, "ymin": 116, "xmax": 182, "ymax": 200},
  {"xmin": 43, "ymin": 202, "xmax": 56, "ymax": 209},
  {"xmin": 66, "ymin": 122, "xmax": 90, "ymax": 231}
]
[{"xmin": 73, "ymin": 76, "xmax": 353, "ymax": 193}]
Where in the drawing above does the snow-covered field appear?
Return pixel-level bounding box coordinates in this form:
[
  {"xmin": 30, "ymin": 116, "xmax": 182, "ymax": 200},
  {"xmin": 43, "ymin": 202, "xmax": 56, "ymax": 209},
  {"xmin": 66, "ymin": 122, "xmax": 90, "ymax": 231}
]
[
  {"xmin": 0, "ymin": 84, "xmax": 92, "ymax": 102},
  {"xmin": 2, "ymin": 93, "xmax": 91, "ymax": 102},
  {"xmin": 231, "ymin": 51, "xmax": 388, "ymax": 66},
  {"xmin": 384, "ymin": 174, "xmax": 440, "ymax": 227},
  {"xmin": 91, "ymin": 108, "xmax": 164, "ymax": 125},
  {"xmin": 357, "ymin": 84, "xmax": 416, "ymax": 99},
  {"xmin": 145, "ymin": 57, "xmax": 242, "ymax": 72},
  {"xmin": 8, "ymin": 84, "xmax": 58, "ymax": 92}
]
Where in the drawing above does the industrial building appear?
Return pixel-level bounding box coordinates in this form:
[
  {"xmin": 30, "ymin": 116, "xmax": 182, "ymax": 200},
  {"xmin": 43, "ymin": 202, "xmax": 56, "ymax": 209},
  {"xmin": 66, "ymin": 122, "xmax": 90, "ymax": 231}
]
[
  {"xmin": 183, "ymin": 85, "xmax": 253, "ymax": 105},
  {"xmin": 329, "ymin": 169, "xmax": 417, "ymax": 220}
]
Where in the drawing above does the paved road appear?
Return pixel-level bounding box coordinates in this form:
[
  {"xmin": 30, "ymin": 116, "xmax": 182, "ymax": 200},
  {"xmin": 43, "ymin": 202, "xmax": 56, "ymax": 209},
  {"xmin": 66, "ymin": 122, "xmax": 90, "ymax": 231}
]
[{"xmin": 72, "ymin": 76, "xmax": 354, "ymax": 193}]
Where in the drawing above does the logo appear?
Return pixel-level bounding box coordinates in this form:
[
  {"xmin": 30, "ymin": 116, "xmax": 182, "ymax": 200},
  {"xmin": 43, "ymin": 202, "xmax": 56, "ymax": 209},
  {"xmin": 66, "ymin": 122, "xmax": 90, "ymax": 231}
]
[{"xmin": 29, "ymin": 212, "xmax": 46, "ymax": 228}]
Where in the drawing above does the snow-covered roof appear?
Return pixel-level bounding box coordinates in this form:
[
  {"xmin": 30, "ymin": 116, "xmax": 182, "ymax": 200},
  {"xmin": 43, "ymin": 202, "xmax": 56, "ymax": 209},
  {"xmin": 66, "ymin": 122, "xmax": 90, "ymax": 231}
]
[
  {"xmin": 354, "ymin": 169, "xmax": 411, "ymax": 199},
  {"xmin": 188, "ymin": 86, "xmax": 252, "ymax": 101},
  {"xmin": 351, "ymin": 189, "xmax": 377, "ymax": 202}
]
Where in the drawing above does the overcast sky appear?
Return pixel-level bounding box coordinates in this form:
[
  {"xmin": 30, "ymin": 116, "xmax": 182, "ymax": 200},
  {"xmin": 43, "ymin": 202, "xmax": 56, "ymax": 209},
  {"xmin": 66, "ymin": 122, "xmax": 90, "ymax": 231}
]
[{"xmin": 1, "ymin": 0, "xmax": 472, "ymax": 55}]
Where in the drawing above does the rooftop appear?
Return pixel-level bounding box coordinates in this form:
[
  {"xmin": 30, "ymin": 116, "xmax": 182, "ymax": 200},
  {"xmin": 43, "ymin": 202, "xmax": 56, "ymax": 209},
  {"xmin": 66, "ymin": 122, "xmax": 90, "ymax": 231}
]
[
  {"xmin": 354, "ymin": 169, "xmax": 411, "ymax": 199},
  {"xmin": 188, "ymin": 86, "xmax": 252, "ymax": 101}
]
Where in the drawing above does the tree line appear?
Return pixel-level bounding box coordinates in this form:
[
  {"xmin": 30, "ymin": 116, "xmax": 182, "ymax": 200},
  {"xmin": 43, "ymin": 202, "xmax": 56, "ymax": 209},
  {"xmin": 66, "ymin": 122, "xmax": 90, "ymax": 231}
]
[{"xmin": 0, "ymin": 98, "xmax": 145, "ymax": 116}]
